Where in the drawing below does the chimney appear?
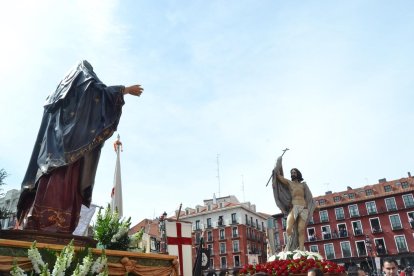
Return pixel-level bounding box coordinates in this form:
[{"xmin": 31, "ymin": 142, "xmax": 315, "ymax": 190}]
[
  {"xmin": 409, "ymin": 172, "xmax": 412, "ymax": 178},
  {"xmin": 325, "ymin": 191, "xmax": 332, "ymax": 195},
  {"xmin": 378, "ymin": 178, "xmax": 387, "ymax": 183}
]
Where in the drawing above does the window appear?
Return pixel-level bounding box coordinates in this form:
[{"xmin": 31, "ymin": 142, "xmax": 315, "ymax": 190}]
[
  {"xmin": 319, "ymin": 210, "xmax": 329, "ymax": 222},
  {"xmin": 233, "ymin": 240, "xmax": 240, "ymax": 252},
  {"xmin": 207, "ymin": 231, "xmax": 213, "ymax": 242},
  {"xmin": 207, "ymin": 244, "xmax": 213, "ymax": 256},
  {"xmin": 210, "ymin": 258, "xmax": 214, "ymax": 269},
  {"xmin": 375, "ymin": 238, "xmax": 386, "ymax": 255},
  {"xmin": 234, "ymin": 256, "xmax": 240, "ymax": 267},
  {"xmin": 319, "ymin": 199, "xmax": 326, "ymax": 206},
  {"xmin": 231, "ymin": 213, "xmax": 237, "ymax": 224},
  {"xmin": 348, "ymin": 193, "xmax": 355, "ymax": 199},
  {"xmin": 335, "ymin": 207, "xmax": 345, "ymax": 220},
  {"xmin": 394, "ymin": 236, "xmax": 408, "ymax": 252},
  {"xmin": 219, "ymin": 229, "xmax": 225, "ymax": 240},
  {"xmin": 401, "ymin": 182, "xmax": 409, "ymax": 189},
  {"xmin": 308, "ymin": 216, "xmax": 314, "ymax": 224},
  {"xmin": 365, "ymin": 201, "xmax": 377, "ymax": 215},
  {"xmin": 352, "ymin": 221, "xmax": 363, "ymax": 235},
  {"xmin": 232, "ymin": 227, "xmax": 238, "ymax": 238},
  {"xmin": 356, "ymin": 241, "xmax": 367, "ymax": 256},
  {"xmin": 245, "ymin": 214, "xmax": 249, "ymax": 225},
  {"xmin": 195, "ymin": 220, "xmax": 200, "ymax": 230},
  {"xmin": 340, "ymin": 241, "xmax": 352, "ymax": 258},
  {"xmin": 389, "ymin": 214, "xmax": 402, "ymax": 230},
  {"xmin": 321, "ymin": 225, "xmax": 331, "ymax": 240},
  {"xmin": 369, "ymin": 218, "xmax": 382, "ymax": 233},
  {"xmin": 349, "ymin": 204, "xmax": 360, "ymax": 217},
  {"xmin": 384, "ymin": 185, "xmax": 392, "ymax": 192},
  {"xmin": 385, "ymin": 198, "xmax": 397, "ymax": 211},
  {"xmin": 409, "ymin": 212, "xmax": 414, "ymax": 228},
  {"xmin": 307, "ymin": 228, "xmax": 316, "ymax": 241},
  {"xmin": 334, "ymin": 196, "xmax": 341, "ymax": 202},
  {"xmin": 309, "ymin": 245, "xmax": 318, "ymax": 253},
  {"xmin": 324, "ymin": 244, "xmax": 335, "ymax": 260},
  {"xmin": 262, "ymin": 222, "xmax": 265, "ymax": 231},
  {"xmin": 220, "ymin": 243, "xmax": 226, "ymax": 254},
  {"xmin": 365, "ymin": 189, "xmax": 374, "ymax": 196},
  {"xmin": 218, "ymin": 216, "xmax": 224, "ymax": 226},
  {"xmin": 402, "ymin": 194, "xmax": 414, "ymax": 208},
  {"xmin": 256, "ymin": 219, "xmax": 259, "ymax": 229},
  {"xmin": 220, "ymin": 256, "xmax": 227, "ymax": 269},
  {"xmin": 250, "ymin": 217, "xmax": 253, "ymax": 226},
  {"xmin": 207, "ymin": 218, "xmax": 212, "ymax": 228},
  {"xmin": 338, "ymin": 223, "xmax": 348, "ymax": 237}
]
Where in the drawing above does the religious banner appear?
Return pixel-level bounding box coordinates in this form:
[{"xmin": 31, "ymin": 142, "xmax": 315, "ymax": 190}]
[{"xmin": 165, "ymin": 220, "xmax": 193, "ymax": 276}]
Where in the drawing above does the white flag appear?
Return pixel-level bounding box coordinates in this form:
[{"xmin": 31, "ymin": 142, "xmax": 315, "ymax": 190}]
[{"xmin": 111, "ymin": 135, "xmax": 123, "ymax": 217}]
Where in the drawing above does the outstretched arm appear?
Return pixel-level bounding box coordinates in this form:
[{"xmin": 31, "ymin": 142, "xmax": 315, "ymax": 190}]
[{"xmin": 123, "ymin": 84, "xmax": 144, "ymax": 96}]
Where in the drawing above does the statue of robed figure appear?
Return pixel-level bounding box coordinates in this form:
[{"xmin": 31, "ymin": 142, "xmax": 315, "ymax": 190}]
[
  {"xmin": 272, "ymin": 155, "xmax": 316, "ymax": 251},
  {"xmin": 16, "ymin": 60, "xmax": 143, "ymax": 233}
]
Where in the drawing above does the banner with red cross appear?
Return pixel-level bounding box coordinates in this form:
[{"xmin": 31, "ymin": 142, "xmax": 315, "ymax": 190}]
[{"xmin": 165, "ymin": 220, "xmax": 193, "ymax": 276}]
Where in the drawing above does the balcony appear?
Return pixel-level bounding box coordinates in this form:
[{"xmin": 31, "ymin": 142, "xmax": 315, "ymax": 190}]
[
  {"xmin": 371, "ymin": 228, "xmax": 382, "ymax": 234},
  {"xmin": 231, "ymin": 219, "xmax": 238, "ymax": 225},
  {"xmin": 320, "ymin": 218, "xmax": 329, "ymax": 223},
  {"xmin": 232, "ymin": 234, "xmax": 239, "ymax": 239},
  {"xmin": 322, "ymin": 233, "xmax": 332, "ymax": 240},
  {"xmin": 336, "ymin": 216, "xmax": 345, "ymax": 221},
  {"xmin": 219, "ymin": 235, "xmax": 226, "ymax": 241},
  {"xmin": 350, "ymin": 213, "xmax": 360, "ymax": 218},
  {"xmin": 367, "ymin": 210, "xmax": 377, "ymax": 215},
  {"xmin": 354, "ymin": 230, "xmax": 363, "ymax": 236}
]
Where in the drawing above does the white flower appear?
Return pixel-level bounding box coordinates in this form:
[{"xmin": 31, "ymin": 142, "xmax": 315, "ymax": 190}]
[
  {"xmin": 91, "ymin": 253, "xmax": 107, "ymax": 274},
  {"xmin": 276, "ymin": 251, "xmax": 288, "ymax": 260},
  {"xmin": 293, "ymin": 252, "xmax": 302, "ymax": 259},
  {"xmin": 27, "ymin": 242, "xmax": 45, "ymax": 274},
  {"xmin": 307, "ymin": 255, "xmax": 315, "ymax": 260},
  {"xmin": 267, "ymin": 255, "xmax": 276, "ymax": 262},
  {"xmin": 75, "ymin": 251, "xmax": 93, "ymax": 276}
]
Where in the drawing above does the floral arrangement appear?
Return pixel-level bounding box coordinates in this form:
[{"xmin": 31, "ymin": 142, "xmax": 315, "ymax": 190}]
[
  {"xmin": 239, "ymin": 250, "xmax": 346, "ymax": 275},
  {"xmin": 93, "ymin": 205, "xmax": 132, "ymax": 250},
  {"xmin": 10, "ymin": 240, "xmax": 108, "ymax": 276}
]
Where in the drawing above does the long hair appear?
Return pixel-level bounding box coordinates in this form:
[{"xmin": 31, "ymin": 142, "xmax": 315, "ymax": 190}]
[{"xmin": 291, "ymin": 168, "xmax": 304, "ymax": 182}]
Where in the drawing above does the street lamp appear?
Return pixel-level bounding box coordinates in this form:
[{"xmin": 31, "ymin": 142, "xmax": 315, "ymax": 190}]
[{"xmin": 365, "ymin": 235, "xmax": 377, "ymax": 275}]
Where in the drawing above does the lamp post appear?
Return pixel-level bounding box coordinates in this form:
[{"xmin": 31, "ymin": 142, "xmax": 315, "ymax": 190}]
[{"xmin": 365, "ymin": 234, "xmax": 377, "ymax": 275}]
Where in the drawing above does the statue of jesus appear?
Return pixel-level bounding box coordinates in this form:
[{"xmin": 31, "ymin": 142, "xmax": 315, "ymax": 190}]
[{"xmin": 272, "ymin": 156, "xmax": 316, "ymax": 251}]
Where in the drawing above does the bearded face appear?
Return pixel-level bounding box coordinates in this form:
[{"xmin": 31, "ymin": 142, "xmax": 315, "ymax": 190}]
[{"xmin": 290, "ymin": 168, "xmax": 303, "ymax": 182}]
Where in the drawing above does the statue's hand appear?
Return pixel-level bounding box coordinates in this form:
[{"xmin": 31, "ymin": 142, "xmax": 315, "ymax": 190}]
[{"xmin": 124, "ymin": 85, "xmax": 143, "ymax": 96}]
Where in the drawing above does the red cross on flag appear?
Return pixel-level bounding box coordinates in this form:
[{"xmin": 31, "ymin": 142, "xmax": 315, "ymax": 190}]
[{"xmin": 165, "ymin": 220, "xmax": 193, "ymax": 276}]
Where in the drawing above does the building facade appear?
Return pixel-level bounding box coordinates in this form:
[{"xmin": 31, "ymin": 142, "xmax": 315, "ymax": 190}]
[
  {"xmin": 176, "ymin": 195, "xmax": 270, "ymax": 275},
  {"xmin": 269, "ymin": 174, "xmax": 414, "ymax": 271},
  {"xmin": 0, "ymin": 189, "xmax": 20, "ymax": 229}
]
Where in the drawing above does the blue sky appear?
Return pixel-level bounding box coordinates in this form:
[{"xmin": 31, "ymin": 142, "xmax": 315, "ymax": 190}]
[{"xmin": 0, "ymin": 1, "xmax": 413, "ymax": 224}]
